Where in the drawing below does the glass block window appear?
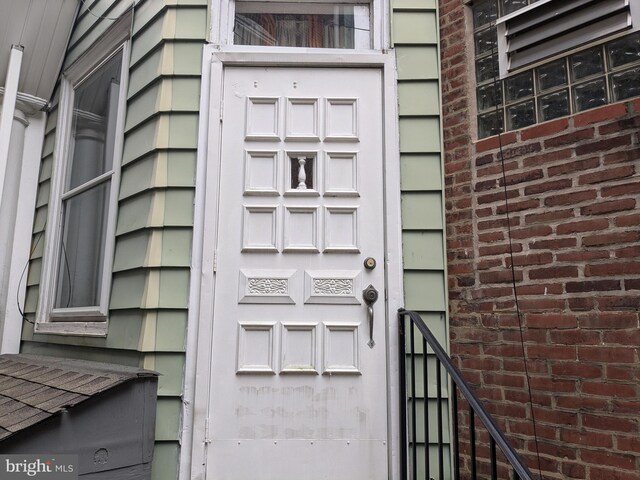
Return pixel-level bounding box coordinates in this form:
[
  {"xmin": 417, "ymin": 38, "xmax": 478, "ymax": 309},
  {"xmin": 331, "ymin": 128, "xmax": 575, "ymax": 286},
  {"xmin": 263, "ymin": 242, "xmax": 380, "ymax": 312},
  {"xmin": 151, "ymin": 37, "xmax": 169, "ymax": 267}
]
[{"xmin": 473, "ymin": 0, "xmax": 640, "ymax": 139}]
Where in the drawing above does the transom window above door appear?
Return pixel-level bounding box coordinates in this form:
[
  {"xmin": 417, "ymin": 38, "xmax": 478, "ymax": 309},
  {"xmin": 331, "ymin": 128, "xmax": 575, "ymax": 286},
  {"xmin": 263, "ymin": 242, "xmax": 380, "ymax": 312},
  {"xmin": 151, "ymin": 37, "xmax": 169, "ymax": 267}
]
[{"xmin": 234, "ymin": 1, "xmax": 371, "ymax": 49}]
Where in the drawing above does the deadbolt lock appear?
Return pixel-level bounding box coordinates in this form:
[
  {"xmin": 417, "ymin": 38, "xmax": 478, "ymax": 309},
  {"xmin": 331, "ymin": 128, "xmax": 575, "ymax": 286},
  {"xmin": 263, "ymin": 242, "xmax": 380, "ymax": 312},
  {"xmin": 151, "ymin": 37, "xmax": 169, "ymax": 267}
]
[{"xmin": 364, "ymin": 257, "xmax": 377, "ymax": 270}]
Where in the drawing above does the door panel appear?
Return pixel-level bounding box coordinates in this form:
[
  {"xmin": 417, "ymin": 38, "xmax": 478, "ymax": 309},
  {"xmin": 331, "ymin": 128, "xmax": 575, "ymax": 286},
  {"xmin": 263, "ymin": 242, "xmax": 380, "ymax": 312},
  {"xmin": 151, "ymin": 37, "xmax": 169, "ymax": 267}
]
[{"xmin": 207, "ymin": 67, "xmax": 387, "ymax": 480}]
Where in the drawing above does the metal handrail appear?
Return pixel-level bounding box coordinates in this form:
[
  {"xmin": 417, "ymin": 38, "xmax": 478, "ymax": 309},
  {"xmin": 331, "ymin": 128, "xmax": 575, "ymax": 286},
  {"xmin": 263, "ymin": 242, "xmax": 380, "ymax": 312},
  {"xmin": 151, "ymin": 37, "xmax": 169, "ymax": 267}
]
[{"xmin": 398, "ymin": 308, "xmax": 535, "ymax": 480}]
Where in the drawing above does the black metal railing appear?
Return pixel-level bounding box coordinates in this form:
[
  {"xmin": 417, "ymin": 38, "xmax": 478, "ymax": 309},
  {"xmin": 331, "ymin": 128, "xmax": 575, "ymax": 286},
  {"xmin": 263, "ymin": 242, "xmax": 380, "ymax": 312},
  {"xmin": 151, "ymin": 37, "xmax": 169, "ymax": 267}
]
[{"xmin": 398, "ymin": 309, "xmax": 535, "ymax": 480}]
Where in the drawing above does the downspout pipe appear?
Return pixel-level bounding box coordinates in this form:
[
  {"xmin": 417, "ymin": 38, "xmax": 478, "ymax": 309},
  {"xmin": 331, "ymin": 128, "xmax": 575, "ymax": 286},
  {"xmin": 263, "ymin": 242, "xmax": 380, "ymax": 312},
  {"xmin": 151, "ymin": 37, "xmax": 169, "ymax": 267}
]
[{"xmin": 179, "ymin": 44, "xmax": 213, "ymax": 480}]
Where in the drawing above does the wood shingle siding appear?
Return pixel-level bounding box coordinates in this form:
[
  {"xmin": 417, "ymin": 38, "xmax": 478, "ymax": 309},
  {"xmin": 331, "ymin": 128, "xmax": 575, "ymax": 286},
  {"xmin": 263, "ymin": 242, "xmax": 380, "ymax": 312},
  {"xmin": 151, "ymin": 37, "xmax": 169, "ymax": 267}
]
[{"xmin": 393, "ymin": 0, "xmax": 451, "ymax": 473}]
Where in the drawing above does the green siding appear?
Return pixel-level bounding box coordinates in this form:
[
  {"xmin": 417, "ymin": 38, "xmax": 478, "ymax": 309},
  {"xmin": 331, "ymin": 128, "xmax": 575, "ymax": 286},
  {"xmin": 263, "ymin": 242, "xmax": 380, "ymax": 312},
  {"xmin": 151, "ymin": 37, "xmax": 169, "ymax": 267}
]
[
  {"xmin": 393, "ymin": 0, "xmax": 437, "ymax": 8},
  {"xmin": 116, "ymin": 192, "xmax": 155, "ymax": 234},
  {"xmin": 38, "ymin": 156, "xmax": 53, "ymax": 182},
  {"xmin": 155, "ymin": 311, "xmax": 188, "ymax": 351},
  {"xmin": 398, "ymin": 81, "xmax": 440, "ymax": 116},
  {"xmin": 393, "ymin": 11, "xmax": 438, "ymax": 44},
  {"xmin": 393, "ymin": 0, "xmax": 450, "ymax": 475},
  {"xmin": 151, "ymin": 443, "xmax": 179, "ymax": 480},
  {"xmin": 396, "ymin": 46, "xmax": 440, "ymax": 79},
  {"xmin": 155, "ymin": 398, "xmax": 183, "ymax": 440},
  {"xmin": 400, "ymin": 154, "xmax": 442, "ymax": 191},
  {"xmin": 119, "ymin": 151, "xmax": 197, "ymax": 199},
  {"xmin": 33, "ymin": 207, "xmax": 47, "ymax": 234},
  {"xmin": 403, "ymin": 272, "xmax": 447, "ymax": 311},
  {"xmin": 402, "ymin": 231, "xmax": 445, "ymax": 270},
  {"xmin": 399, "ymin": 117, "xmax": 441, "ymax": 152},
  {"xmin": 22, "ymin": 2, "xmax": 207, "ymax": 478},
  {"xmin": 401, "ymin": 192, "xmax": 444, "ymax": 229}
]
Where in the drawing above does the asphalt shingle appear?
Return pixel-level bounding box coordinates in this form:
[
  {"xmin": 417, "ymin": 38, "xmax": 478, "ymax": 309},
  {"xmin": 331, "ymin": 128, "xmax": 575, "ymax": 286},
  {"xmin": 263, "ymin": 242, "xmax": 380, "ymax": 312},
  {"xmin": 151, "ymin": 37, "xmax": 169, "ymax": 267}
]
[{"xmin": 0, "ymin": 354, "xmax": 156, "ymax": 442}]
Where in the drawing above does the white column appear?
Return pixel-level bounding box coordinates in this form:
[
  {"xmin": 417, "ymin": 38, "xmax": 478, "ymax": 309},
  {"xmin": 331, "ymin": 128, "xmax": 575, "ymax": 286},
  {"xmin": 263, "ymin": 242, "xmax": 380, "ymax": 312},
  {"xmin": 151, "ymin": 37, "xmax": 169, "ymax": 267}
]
[
  {"xmin": 0, "ymin": 46, "xmax": 23, "ymax": 209},
  {"xmin": 0, "ymin": 108, "xmax": 29, "ymax": 352}
]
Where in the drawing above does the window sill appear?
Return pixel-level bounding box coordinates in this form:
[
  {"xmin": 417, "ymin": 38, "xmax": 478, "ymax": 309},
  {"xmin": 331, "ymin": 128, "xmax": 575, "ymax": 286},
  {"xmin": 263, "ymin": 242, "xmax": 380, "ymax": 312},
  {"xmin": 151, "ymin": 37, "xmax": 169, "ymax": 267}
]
[{"xmin": 34, "ymin": 321, "xmax": 108, "ymax": 337}]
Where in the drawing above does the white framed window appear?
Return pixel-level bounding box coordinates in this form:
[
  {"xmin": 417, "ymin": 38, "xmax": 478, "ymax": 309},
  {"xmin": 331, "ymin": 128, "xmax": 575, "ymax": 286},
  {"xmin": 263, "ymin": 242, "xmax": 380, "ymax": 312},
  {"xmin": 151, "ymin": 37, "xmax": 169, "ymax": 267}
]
[
  {"xmin": 212, "ymin": 0, "xmax": 386, "ymax": 50},
  {"xmin": 35, "ymin": 15, "xmax": 130, "ymax": 336},
  {"xmin": 234, "ymin": 2, "xmax": 371, "ymax": 49}
]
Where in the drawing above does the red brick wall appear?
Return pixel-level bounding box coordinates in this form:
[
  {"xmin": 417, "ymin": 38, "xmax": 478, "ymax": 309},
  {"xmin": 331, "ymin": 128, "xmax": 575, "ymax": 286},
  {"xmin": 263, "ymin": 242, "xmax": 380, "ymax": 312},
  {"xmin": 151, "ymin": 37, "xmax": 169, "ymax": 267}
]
[{"xmin": 439, "ymin": 1, "xmax": 640, "ymax": 479}]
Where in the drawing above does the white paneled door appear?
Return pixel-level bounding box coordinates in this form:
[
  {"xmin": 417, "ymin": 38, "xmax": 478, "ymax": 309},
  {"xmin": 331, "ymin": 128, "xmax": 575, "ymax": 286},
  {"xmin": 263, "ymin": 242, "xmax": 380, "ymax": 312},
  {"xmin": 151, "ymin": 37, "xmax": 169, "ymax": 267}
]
[{"xmin": 207, "ymin": 67, "xmax": 388, "ymax": 479}]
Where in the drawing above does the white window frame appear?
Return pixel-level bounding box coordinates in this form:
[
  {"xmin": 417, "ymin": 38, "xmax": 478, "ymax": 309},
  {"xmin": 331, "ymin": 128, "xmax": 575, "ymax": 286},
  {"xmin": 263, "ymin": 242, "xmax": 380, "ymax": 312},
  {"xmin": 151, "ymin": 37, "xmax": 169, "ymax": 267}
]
[
  {"xmin": 211, "ymin": 0, "xmax": 388, "ymax": 51},
  {"xmin": 35, "ymin": 14, "xmax": 131, "ymax": 336}
]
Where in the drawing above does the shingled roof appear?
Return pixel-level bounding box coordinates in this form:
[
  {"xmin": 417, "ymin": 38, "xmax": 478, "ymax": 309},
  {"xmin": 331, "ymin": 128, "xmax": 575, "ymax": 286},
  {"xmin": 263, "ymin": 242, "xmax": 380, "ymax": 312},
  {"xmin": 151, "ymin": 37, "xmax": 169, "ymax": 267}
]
[{"xmin": 0, "ymin": 354, "xmax": 157, "ymax": 441}]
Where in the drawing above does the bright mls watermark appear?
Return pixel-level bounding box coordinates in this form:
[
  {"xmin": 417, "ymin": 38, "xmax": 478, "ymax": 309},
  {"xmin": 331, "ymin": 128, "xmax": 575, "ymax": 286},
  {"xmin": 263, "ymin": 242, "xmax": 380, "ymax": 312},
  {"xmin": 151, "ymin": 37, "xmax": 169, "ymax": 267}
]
[{"xmin": 1, "ymin": 455, "xmax": 77, "ymax": 479}]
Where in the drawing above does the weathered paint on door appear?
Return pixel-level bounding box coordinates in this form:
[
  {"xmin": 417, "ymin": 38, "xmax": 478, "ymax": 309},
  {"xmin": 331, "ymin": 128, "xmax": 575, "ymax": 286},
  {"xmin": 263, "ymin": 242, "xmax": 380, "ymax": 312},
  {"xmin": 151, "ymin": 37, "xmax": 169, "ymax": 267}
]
[{"xmin": 206, "ymin": 66, "xmax": 389, "ymax": 479}]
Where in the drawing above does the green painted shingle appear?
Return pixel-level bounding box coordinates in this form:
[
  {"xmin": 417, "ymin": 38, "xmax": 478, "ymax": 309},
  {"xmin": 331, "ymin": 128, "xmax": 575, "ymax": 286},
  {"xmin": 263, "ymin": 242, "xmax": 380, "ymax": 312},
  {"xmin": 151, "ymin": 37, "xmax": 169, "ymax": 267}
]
[
  {"xmin": 393, "ymin": 12, "xmax": 438, "ymax": 44},
  {"xmin": 400, "ymin": 154, "xmax": 442, "ymax": 191},
  {"xmin": 398, "ymin": 81, "xmax": 440, "ymax": 116},
  {"xmin": 396, "ymin": 46, "xmax": 439, "ymax": 80},
  {"xmin": 403, "ymin": 271, "xmax": 446, "ymax": 311},
  {"xmin": 401, "ymin": 192, "xmax": 444, "ymax": 230},
  {"xmin": 399, "ymin": 117, "xmax": 441, "ymax": 152},
  {"xmin": 402, "ymin": 231, "xmax": 445, "ymax": 270}
]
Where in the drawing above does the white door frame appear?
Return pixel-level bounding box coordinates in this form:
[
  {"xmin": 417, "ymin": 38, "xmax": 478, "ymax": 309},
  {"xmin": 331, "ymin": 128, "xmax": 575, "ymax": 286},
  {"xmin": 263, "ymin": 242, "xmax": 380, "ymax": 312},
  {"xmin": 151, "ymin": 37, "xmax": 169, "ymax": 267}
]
[{"xmin": 184, "ymin": 44, "xmax": 404, "ymax": 480}]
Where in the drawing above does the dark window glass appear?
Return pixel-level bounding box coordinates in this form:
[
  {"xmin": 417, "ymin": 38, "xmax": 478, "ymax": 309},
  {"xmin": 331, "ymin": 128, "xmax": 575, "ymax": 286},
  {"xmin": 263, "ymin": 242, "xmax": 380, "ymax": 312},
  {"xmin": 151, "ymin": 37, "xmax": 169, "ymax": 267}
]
[
  {"xmin": 506, "ymin": 100, "xmax": 535, "ymax": 130},
  {"xmin": 607, "ymin": 32, "xmax": 640, "ymax": 69},
  {"xmin": 477, "ymin": 82, "xmax": 503, "ymax": 111},
  {"xmin": 539, "ymin": 90, "xmax": 569, "ymax": 121},
  {"xmin": 476, "ymin": 54, "xmax": 499, "ymax": 82},
  {"xmin": 505, "ymin": 71, "xmax": 533, "ymax": 102},
  {"xmin": 56, "ymin": 182, "xmax": 110, "ymax": 309},
  {"xmin": 537, "ymin": 60, "xmax": 567, "ymax": 91},
  {"xmin": 473, "ymin": 0, "xmax": 498, "ymax": 28},
  {"xmin": 610, "ymin": 68, "xmax": 640, "ymax": 102},
  {"xmin": 574, "ymin": 79, "xmax": 607, "ymax": 111},
  {"xmin": 478, "ymin": 111, "xmax": 504, "ymax": 138},
  {"xmin": 234, "ymin": 3, "xmax": 369, "ymax": 49},
  {"xmin": 475, "ymin": 26, "xmax": 497, "ymax": 56},
  {"xmin": 571, "ymin": 48, "xmax": 604, "ymax": 80},
  {"xmin": 502, "ymin": 0, "xmax": 528, "ymax": 15},
  {"xmin": 67, "ymin": 53, "xmax": 121, "ymax": 191}
]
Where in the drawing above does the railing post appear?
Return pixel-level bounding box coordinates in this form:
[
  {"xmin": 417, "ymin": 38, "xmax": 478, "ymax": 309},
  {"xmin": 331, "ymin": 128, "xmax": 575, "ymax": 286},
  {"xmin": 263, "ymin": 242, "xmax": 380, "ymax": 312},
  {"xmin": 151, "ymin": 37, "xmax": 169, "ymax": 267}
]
[
  {"xmin": 398, "ymin": 310, "xmax": 408, "ymax": 480},
  {"xmin": 470, "ymin": 407, "xmax": 477, "ymax": 480},
  {"xmin": 410, "ymin": 317, "xmax": 417, "ymax": 480},
  {"xmin": 452, "ymin": 382, "xmax": 460, "ymax": 480},
  {"xmin": 436, "ymin": 359, "xmax": 444, "ymax": 480},
  {"xmin": 490, "ymin": 438, "xmax": 498, "ymax": 480},
  {"xmin": 422, "ymin": 337, "xmax": 430, "ymax": 480}
]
